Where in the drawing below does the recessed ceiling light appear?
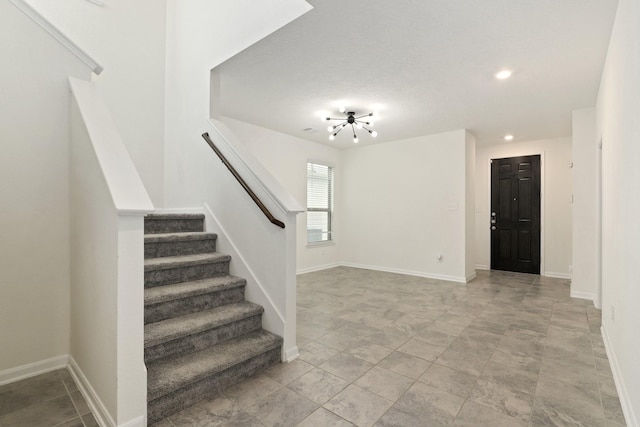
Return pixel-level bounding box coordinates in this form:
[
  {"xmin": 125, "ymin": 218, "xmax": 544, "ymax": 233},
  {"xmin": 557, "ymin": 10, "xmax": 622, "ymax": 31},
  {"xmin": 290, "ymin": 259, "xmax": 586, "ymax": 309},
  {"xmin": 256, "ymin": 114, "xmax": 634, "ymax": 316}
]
[
  {"xmin": 504, "ymin": 134, "xmax": 514, "ymax": 141},
  {"xmin": 495, "ymin": 70, "xmax": 512, "ymax": 80}
]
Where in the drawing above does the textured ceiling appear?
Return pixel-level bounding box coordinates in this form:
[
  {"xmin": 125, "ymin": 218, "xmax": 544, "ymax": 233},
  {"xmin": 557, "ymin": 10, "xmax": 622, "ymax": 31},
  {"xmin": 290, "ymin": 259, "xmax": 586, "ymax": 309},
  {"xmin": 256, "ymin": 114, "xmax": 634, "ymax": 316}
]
[{"xmin": 216, "ymin": 0, "xmax": 618, "ymax": 148}]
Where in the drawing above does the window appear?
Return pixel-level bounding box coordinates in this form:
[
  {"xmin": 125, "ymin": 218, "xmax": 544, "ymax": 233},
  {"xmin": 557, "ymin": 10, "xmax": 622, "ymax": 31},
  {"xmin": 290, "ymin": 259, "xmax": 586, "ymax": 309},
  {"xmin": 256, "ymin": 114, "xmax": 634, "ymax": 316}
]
[{"xmin": 307, "ymin": 163, "xmax": 333, "ymax": 243}]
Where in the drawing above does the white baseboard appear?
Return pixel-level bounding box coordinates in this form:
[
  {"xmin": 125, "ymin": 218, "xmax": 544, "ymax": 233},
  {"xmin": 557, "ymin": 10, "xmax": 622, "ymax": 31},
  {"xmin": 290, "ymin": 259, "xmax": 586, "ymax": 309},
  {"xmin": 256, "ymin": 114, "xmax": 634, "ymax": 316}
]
[
  {"xmin": 570, "ymin": 290, "xmax": 596, "ymax": 303},
  {"xmin": 601, "ymin": 326, "xmax": 638, "ymax": 427},
  {"xmin": 475, "ymin": 264, "xmax": 489, "ymax": 270},
  {"xmin": 543, "ymin": 271, "xmax": 572, "ymax": 279},
  {"xmin": 296, "ymin": 263, "xmax": 341, "ymax": 275},
  {"xmin": 0, "ymin": 355, "xmax": 69, "ymax": 387},
  {"xmin": 68, "ymin": 356, "xmax": 116, "ymax": 427},
  {"xmin": 298, "ymin": 263, "xmax": 472, "ymax": 283},
  {"xmin": 339, "ymin": 262, "xmax": 468, "ymax": 284},
  {"xmin": 283, "ymin": 346, "xmax": 299, "ymax": 362}
]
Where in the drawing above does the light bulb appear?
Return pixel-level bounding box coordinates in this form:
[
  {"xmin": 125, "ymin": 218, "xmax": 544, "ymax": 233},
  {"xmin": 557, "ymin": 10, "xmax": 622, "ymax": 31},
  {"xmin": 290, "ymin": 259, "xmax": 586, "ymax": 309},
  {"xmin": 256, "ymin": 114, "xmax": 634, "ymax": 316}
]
[
  {"xmin": 327, "ymin": 126, "xmax": 334, "ymax": 132},
  {"xmin": 339, "ymin": 106, "xmax": 346, "ymax": 113},
  {"xmin": 353, "ymin": 137, "xmax": 359, "ymax": 143},
  {"xmin": 329, "ymin": 135, "xmax": 335, "ymax": 141},
  {"xmin": 504, "ymin": 134, "xmax": 514, "ymax": 141},
  {"xmin": 495, "ymin": 70, "xmax": 512, "ymax": 80},
  {"xmin": 371, "ymin": 131, "xmax": 378, "ymax": 137},
  {"xmin": 356, "ymin": 123, "xmax": 363, "ymax": 129}
]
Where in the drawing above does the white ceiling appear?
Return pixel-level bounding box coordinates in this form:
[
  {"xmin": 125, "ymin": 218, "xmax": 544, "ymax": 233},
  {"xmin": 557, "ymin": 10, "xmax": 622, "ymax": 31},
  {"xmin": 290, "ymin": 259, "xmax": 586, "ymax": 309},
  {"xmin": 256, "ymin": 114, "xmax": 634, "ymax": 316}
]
[{"xmin": 216, "ymin": 0, "xmax": 618, "ymax": 148}]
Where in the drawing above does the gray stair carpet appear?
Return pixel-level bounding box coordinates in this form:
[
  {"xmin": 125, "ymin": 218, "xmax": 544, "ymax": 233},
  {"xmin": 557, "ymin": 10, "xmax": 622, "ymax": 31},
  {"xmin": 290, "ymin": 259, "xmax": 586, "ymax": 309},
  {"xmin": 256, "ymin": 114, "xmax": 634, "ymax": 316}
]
[{"xmin": 144, "ymin": 213, "xmax": 282, "ymax": 423}]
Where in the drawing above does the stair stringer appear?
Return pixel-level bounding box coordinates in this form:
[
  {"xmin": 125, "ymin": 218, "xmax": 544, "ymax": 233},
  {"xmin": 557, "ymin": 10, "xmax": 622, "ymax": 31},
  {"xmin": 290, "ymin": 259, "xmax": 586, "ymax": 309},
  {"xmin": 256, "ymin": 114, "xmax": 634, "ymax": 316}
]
[{"xmin": 203, "ymin": 203, "xmax": 299, "ymax": 362}]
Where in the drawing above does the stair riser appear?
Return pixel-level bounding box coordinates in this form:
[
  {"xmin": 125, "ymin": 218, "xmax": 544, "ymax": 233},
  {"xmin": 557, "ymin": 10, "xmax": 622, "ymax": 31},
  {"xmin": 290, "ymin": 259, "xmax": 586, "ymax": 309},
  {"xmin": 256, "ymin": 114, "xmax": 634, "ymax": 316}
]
[
  {"xmin": 144, "ymin": 239, "xmax": 216, "ymax": 259},
  {"xmin": 145, "ymin": 261, "xmax": 230, "ymax": 288},
  {"xmin": 145, "ymin": 218, "xmax": 204, "ymax": 234},
  {"xmin": 145, "ymin": 315, "xmax": 263, "ymax": 363},
  {"xmin": 145, "ymin": 287, "xmax": 246, "ymax": 324},
  {"xmin": 147, "ymin": 346, "xmax": 281, "ymax": 423}
]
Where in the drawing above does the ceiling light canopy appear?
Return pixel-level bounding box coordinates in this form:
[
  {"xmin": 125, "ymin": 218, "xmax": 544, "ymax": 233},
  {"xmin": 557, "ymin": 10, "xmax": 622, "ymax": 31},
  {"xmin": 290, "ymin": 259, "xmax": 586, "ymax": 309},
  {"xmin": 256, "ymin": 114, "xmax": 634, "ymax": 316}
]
[
  {"xmin": 325, "ymin": 108, "xmax": 377, "ymax": 143},
  {"xmin": 495, "ymin": 69, "xmax": 512, "ymax": 80}
]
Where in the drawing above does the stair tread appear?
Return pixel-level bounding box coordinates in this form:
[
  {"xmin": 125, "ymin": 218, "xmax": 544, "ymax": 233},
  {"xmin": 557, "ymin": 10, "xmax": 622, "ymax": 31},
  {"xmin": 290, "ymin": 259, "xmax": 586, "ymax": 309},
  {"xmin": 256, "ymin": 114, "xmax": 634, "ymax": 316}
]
[
  {"xmin": 144, "ymin": 253, "xmax": 230, "ymax": 271},
  {"xmin": 144, "ymin": 275, "xmax": 245, "ymax": 306},
  {"xmin": 147, "ymin": 330, "xmax": 282, "ymax": 400},
  {"xmin": 144, "ymin": 232, "xmax": 217, "ymax": 243},
  {"xmin": 145, "ymin": 302, "xmax": 263, "ymax": 348},
  {"xmin": 146, "ymin": 214, "xmax": 205, "ymax": 220}
]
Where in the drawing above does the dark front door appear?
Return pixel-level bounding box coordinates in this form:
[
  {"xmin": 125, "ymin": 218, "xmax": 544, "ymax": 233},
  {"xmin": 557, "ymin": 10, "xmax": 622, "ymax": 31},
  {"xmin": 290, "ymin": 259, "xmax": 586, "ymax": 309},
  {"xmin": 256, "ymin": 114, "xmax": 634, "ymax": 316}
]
[{"xmin": 491, "ymin": 155, "xmax": 541, "ymax": 274}]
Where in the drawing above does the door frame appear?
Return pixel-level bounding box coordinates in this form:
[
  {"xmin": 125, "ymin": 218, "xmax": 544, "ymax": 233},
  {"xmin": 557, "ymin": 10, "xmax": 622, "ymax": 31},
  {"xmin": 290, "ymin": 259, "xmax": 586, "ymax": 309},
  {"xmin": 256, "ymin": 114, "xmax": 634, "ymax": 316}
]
[
  {"xmin": 486, "ymin": 151, "xmax": 545, "ymax": 275},
  {"xmin": 595, "ymin": 137, "xmax": 603, "ymax": 309}
]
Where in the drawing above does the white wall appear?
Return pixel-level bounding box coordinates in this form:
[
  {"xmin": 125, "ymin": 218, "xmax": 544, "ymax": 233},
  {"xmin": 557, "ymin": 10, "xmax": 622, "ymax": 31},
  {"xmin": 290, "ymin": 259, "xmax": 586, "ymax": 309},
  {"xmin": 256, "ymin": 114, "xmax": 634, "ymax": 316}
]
[
  {"xmin": 465, "ymin": 132, "xmax": 476, "ymax": 281},
  {"xmin": 0, "ymin": 1, "xmax": 91, "ymax": 375},
  {"xmin": 219, "ymin": 120, "xmax": 478, "ymax": 282},
  {"xmin": 475, "ymin": 137, "xmax": 573, "ymax": 277},
  {"xmin": 25, "ymin": 0, "xmax": 168, "ymax": 207},
  {"xmin": 571, "ymin": 108, "xmax": 599, "ymax": 303},
  {"xmin": 222, "ymin": 117, "xmax": 342, "ymax": 274},
  {"xmin": 164, "ymin": 0, "xmax": 311, "ymax": 208},
  {"xmin": 340, "ymin": 130, "xmax": 472, "ymax": 283},
  {"xmin": 596, "ymin": 0, "xmax": 640, "ymax": 424}
]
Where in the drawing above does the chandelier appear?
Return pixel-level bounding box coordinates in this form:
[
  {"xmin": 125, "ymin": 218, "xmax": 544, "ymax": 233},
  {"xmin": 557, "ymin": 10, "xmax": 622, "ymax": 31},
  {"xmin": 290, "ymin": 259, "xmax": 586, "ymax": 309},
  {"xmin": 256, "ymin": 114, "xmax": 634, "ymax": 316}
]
[{"xmin": 325, "ymin": 107, "xmax": 378, "ymax": 143}]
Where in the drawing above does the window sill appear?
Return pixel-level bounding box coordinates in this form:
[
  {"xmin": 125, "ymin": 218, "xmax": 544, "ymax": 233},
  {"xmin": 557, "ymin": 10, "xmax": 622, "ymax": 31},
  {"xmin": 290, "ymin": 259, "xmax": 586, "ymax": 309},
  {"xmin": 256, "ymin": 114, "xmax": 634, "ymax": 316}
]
[{"xmin": 306, "ymin": 240, "xmax": 335, "ymax": 249}]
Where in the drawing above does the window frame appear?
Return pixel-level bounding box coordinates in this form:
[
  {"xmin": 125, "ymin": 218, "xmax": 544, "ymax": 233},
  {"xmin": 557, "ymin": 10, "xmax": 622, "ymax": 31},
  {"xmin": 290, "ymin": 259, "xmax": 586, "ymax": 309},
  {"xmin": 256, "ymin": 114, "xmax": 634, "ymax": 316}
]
[{"xmin": 306, "ymin": 162, "xmax": 334, "ymax": 245}]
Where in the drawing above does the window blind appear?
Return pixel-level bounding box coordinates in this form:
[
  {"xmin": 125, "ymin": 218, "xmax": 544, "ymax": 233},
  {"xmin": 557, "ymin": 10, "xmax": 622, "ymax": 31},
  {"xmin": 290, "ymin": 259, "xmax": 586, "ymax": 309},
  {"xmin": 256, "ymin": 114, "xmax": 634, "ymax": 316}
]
[{"xmin": 307, "ymin": 163, "xmax": 333, "ymax": 243}]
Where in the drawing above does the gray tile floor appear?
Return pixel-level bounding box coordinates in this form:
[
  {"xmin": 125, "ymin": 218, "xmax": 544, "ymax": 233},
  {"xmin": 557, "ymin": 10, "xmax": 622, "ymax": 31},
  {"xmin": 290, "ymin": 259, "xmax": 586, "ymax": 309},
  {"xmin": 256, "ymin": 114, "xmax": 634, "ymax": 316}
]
[
  {"xmin": 2, "ymin": 267, "xmax": 626, "ymax": 426},
  {"xmin": 0, "ymin": 368, "xmax": 99, "ymax": 426},
  {"xmin": 155, "ymin": 267, "xmax": 626, "ymax": 426}
]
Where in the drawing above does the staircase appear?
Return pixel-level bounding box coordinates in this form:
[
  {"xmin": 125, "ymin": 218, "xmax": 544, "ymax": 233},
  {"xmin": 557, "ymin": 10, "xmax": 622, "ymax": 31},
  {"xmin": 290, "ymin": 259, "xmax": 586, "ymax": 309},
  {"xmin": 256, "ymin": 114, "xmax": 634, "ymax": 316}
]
[{"xmin": 143, "ymin": 213, "xmax": 282, "ymax": 423}]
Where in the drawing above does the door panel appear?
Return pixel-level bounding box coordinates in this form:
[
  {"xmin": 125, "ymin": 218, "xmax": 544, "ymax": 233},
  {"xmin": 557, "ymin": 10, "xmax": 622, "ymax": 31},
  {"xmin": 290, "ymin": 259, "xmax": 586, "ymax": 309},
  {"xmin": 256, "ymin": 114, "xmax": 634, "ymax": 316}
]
[
  {"xmin": 499, "ymin": 178, "xmax": 511, "ymax": 219},
  {"xmin": 518, "ymin": 178, "xmax": 531, "ymax": 221},
  {"xmin": 518, "ymin": 230, "xmax": 531, "ymax": 262},
  {"xmin": 499, "ymin": 229, "xmax": 511, "ymax": 259},
  {"xmin": 491, "ymin": 155, "xmax": 541, "ymax": 274}
]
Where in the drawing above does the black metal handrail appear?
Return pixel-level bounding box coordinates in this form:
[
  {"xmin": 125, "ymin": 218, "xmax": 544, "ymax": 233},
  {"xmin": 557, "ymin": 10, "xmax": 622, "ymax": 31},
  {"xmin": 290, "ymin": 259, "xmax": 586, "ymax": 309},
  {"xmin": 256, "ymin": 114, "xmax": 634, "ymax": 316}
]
[{"xmin": 201, "ymin": 132, "xmax": 285, "ymax": 229}]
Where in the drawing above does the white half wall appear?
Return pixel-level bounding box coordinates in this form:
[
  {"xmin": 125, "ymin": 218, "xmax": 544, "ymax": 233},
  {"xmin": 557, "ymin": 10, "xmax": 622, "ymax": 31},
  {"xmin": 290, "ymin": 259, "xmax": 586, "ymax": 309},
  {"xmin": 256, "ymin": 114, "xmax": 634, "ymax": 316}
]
[
  {"xmin": 475, "ymin": 138, "xmax": 573, "ymax": 278},
  {"xmin": 340, "ymin": 130, "xmax": 473, "ymax": 283},
  {"xmin": 25, "ymin": 0, "xmax": 168, "ymax": 206},
  {"xmin": 571, "ymin": 108, "xmax": 599, "ymax": 303},
  {"xmin": 596, "ymin": 0, "xmax": 640, "ymax": 424},
  {"xmin": 221, "ymin": 117, "xmax": 342, "ymax": 274},
  {"xmin": 162, "ymin": 1, "xmax": 311, "ymax": 361},
  {"xmin": 70, "ymin": 78, "xmax": 152, "ymax": 426},
  {"xmin": 0, "ymin": 0, "xmax": 91, "ymax": 374}
]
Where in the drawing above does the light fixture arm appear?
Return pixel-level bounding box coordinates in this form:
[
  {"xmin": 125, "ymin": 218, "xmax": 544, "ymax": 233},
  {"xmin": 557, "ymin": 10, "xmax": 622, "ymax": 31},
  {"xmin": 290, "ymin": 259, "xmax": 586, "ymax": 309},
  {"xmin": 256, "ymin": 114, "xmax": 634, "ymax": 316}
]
[
  {"xmin": 325, "ymin": 108, "xmax": 378, "ymax": 143},
  {"xmin": 333, "ymin": 125, "xmax": 346, "ymax": 137}
]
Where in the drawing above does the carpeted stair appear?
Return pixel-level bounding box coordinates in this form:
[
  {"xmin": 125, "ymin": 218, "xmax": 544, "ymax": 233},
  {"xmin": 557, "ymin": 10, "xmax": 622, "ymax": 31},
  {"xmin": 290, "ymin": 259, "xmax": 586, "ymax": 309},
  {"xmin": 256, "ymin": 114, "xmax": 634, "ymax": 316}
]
[{"xmin": 144, "ymin": 213, "xmax": 282, "ymax": 423}]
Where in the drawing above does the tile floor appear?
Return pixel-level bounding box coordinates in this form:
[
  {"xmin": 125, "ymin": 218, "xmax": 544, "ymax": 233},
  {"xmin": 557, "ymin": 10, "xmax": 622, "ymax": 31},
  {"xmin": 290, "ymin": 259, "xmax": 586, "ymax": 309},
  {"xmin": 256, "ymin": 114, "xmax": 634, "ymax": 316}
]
[
  {"xmin": 1, "ymin": 267, "xmax": 626, "ymax": 426},
  {"xmin": 153, "ymin": 267, "xmax": 626, "ymax": 426},
  {"xmin": 0, "ymin": 368, "xmax": 99, "ymax": 426}
]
